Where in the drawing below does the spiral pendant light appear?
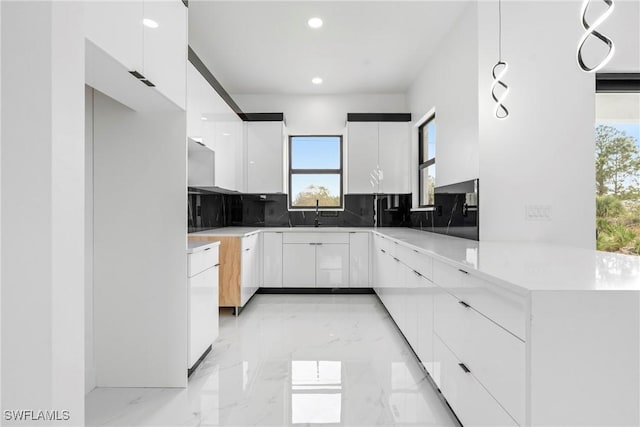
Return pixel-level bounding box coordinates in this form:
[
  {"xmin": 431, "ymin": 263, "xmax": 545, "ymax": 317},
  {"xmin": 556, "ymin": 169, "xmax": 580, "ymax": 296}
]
[
  {"xmin": 577, "ymin": 0, "xmax": 615, "ymax": 73},
  {"xmin": 491, "ymin": 0, "xmax": 509, "ymax": 120}
]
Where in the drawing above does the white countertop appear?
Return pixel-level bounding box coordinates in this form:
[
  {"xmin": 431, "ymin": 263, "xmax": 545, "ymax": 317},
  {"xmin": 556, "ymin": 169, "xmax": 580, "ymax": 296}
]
[
  {"xmin": 188, "ymin": 227, "xmax": 640, "ymax": 292},
  {"xmin": 187, "ymin": 240, "xmax": 220, "ymax": 254}
]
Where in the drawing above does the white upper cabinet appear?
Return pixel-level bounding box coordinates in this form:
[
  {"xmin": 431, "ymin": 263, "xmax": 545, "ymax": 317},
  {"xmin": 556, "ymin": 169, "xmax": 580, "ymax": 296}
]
[
  {"xmin": 84, "ymin": 0, "xmax": 187, "ymax": 110},
  {"xmin": 378, "ymin": 122, "xmax": 410, "ymax": 194},
  {"xmin": 84, "ymin": 1, "xmax": 144, "ymax": 72},
  {"xmin": 347, "ymin": 122, "xmax": 379, "ymax": 194},
  {"xmin": 142, "ymin": 0, "xmax": 187, "ymax": 110},
  {"xmin": 347, "ymin": 121, "xmax": 410, "ymax": 194},
  {"xmin": 246, "ymin": 122, "xmax": 284, "ymax": 193},
  {"xmin": 187, "ymin": 63, "xmax": 244, "ymax": 192}
]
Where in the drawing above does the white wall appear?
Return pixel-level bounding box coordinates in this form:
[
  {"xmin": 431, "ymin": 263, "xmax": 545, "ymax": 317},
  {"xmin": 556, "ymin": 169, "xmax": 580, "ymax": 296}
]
[
  {"xmin": 85, "ymin": 87, "xmax": 96, "ymax": 394},
  {"xmin": 92, "ymin": 90, "xmax": 187, "ymax": 388},
  {"xmin": 597, "ymin": 0, "xmax": 640, "ymax": 73},
  {"xmin": 1, "ymin": 1, "xmax": 85, "ymax": 423},
  {"xmin": 233, "ymin": 93, "xmax": 408, "ymax": 135},
  {"xmin": 407, "ymin": 2, "xmax": 480, "ymax": 189},
  {"xmin": 477, "ymin": 1, "xmax": 597, "ymax": 248}
]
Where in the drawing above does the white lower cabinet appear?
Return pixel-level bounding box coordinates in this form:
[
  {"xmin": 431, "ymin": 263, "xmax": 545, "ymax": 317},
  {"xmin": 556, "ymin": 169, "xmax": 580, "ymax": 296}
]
[
  {"xmin": 282, "ymin": 233, "xmax": 350, "ymax": 288},
  {"xmin": 433, "ymin": 334, "xmax": 518, "ymax": 427},
  {"xmin": 262, "ymin": 232, "xmax": 283, "ymax": 287},
  {"xmin": 187, "ymin": 244, "xmax": 219, "ymax": 371},
  {"xmin": 282, "ymin": 243, "xmax": 316, "ymax": 287},
  {"xmin": 316, "ymin": 244, "xmax": 349, "ymax": 288},
  {"xmin": 434, "ymin": 290, "xmax": 525, "ymax": 424},
  {"xmin": 349, "ymin": 232, "xmax": 370, "ymax": 287},
  {"xmin": 241, "ymin": 234, "xmax": 260, "ymax": 306}
]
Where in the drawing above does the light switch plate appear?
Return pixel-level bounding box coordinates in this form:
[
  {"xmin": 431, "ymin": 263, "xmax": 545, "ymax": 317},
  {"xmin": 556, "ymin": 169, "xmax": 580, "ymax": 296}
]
[{"xmin": 525, "ymin": 205, "xmax": 552, "ymax": 221}]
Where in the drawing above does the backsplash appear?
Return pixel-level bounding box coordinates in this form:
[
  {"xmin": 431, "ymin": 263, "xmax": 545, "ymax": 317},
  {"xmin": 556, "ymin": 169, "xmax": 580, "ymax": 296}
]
[{"xmin": 188, "ymin": 179, "xmax": 479, "ymax": 240}]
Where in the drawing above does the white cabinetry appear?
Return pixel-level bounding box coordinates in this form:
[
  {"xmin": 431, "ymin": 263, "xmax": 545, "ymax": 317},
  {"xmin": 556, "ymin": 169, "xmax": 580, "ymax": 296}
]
[
  {"xmin": 187, "ymin": 63, "xmax": 244, "ymax": 192},
  {"xmin": 347, "ymin": 121, "xmax": 410, "ymax": 194},
  {"xmin": 282, "ymin": 233, "xmax": 350, "ymax": 288},
  {"xmin": 346, "ymin": 122, "xmax": 379, "ymax": 194},
  {"xmin": 348, "ymin": 232, "xmax": 369, "ymax": 287},
  {"xmin": 84, "ymin": 0, "xmax": 187, "ymax": 109},
  {"xmin": 241, "ymin": 233, "xmax": 260, "ymax": 306},
  {"xmin": 372, "ymin": 234, "xmax": 525, "ymax": 427},
  {"xmin": 378, "ymin": 122, "xmax": 410, "ymax": 193},
  {"xmin": 247, "ymin": 122, "xmax": 284, "ymax": 193},
  {"xmin": 84, "ymin": 1, "xmax": 144, "ymax": 72},
  {"xmin": 316, "ymin": 244, "xmax": 350, "ymax": 288},
  {"xmin": 262, "ymin": 232, "xmax": 283, "ymax": 287},
  {"xmin": 142, "ymin": 0, "xmax": 187, "ymax": 109},
  {"xmin": 282, "ymin": 243, "xmax": 316, "ymax": 287},
  {"xmin": 187, "ymin": 243, "xmax": 219, "ymax": 371}
]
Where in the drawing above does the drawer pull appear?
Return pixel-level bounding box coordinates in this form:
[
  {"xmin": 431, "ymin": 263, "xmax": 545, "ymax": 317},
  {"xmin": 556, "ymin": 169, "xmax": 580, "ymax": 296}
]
[
  {"xmin": 393, "ymin": 257, "xmax": 400, "ymax": 263},
  {"xmin": 316, "ymin": 243, "xmax": 323, "ymax": 246},
  {"xmin": 458, "ymin": 300, "xmax": 471, "ymax": 308},
  {"xmin": 203, "ymin": 247, "xmax": 211, "ymax": 251},
  {"xmin": 381, "ymin": 249, "xmax": 386, "ymax": 254},
  {"xmin": 214, "ymin": 263, "xmax": 220, "ymax": 267},
  {"xmin": 244, "ymin": 248, "xmax": 250, "ymax": 251},
  {"xmin": 458, "ymin": 268, "xmax": 469, "ymax": 275},
  {"xmin": 458, "ymin": 363, "xmax": 471, "ymax": 373},
  {"xmin": 413, "ymin": 270, "xmax": 422, "ymax": 277}
]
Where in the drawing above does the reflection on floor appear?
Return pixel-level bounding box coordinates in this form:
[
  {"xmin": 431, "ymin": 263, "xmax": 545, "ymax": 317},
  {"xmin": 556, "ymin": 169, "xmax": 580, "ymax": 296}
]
[{"xmin": 86, "ymin": 294, "xmax": 458, "ymax": 426}]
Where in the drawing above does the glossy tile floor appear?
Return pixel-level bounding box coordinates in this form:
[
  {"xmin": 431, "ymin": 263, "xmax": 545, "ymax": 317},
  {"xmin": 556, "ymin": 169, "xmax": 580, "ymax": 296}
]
[{"xmin": 86, "ymin": 294, "xmax": 458, "ymax": 426}]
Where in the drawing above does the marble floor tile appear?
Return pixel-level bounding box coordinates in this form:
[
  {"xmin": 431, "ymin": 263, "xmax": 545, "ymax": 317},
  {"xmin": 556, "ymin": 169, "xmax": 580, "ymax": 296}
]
[{"xmin": 86, "ymin": 294, "xmax": 458, "ymax": 427}]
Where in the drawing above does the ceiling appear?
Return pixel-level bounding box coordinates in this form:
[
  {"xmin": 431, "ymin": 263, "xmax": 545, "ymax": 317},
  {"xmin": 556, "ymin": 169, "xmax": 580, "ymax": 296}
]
[{"xmin": 188, "ymin": 1, "xmax": 471, "ymax": 95}]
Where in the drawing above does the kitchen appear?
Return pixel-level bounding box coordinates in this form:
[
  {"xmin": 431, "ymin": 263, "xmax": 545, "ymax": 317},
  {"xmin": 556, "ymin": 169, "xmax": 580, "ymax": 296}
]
[{"xmin": 1, "ymin": 1, "xmax": 640, "ymax": 426}]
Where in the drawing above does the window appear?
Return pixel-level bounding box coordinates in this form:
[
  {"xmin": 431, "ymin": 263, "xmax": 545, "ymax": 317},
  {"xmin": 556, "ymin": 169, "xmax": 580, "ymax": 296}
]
[
  {"xmin": 418, "ymin": 115, "xmax": 436, "ymax": 207},
  {"xmin": 289, "ymin": 136, "xmax": 343, "ymax": 209},
  {"xmin": 595, "ymin": 80, "xmax": 640, "ymax": 255}
]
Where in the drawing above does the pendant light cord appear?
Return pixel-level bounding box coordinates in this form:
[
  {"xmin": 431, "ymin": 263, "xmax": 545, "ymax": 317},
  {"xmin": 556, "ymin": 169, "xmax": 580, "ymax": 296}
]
[{"xmin": 498, "ymin": 0, "xmax": 502, "ymax": 61}]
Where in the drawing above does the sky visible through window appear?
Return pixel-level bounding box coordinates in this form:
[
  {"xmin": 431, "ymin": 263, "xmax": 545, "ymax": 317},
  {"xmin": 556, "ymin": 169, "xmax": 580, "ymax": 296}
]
[{"xmin": 290, "ymin": 136, "xmax": 341, "ymax": 202}]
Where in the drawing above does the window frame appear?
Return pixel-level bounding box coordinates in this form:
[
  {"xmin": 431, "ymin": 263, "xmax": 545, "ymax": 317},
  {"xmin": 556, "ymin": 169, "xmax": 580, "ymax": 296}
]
[
  {"xmin": 418, "ymin": 114, "xmax": 436, "ymax": 208},
  {"xmin": 288, "ymin": 135, "xmax": 344, "ymax": 210}
]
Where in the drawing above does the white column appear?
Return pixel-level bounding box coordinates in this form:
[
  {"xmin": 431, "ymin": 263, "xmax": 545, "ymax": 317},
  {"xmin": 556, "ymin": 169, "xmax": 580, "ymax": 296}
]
[{"xmin": 1, "ymin": 1, "xmax": 85, "ymax": 424}]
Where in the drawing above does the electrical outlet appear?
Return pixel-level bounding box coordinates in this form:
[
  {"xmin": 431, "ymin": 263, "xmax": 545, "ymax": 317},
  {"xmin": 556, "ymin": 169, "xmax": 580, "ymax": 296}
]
[{"xmin": 525, "ymin": 205, "xmax": 552, "ymax": 221}]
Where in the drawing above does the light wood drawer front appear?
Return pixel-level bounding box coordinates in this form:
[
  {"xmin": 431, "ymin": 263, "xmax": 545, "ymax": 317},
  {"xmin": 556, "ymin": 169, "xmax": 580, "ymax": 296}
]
[
  {"xmin": 433, "ymin": 334, "xmax": 518, "ymax": 427},
  {"xmin": 434, "ymin": 291, "xmax": 525, "ymax": 425},
  {"xmin": 433, "ymin": 259, "xmax": 525, "ymax": 340},
  {"xmin": 282, "ymin": 232, "xmax": 349, "ymax": 244},
  {"xmin": 188, "ymin": 246, "xmax": 218, "ymax": 277}
]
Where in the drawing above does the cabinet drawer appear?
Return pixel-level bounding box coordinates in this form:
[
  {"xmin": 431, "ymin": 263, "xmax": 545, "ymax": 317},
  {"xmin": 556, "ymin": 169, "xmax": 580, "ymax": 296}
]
[
  {"xmin": 401, "ymin": 247, "xmax": 433, "ymax": 281},
  {"xmin": 433, "ymin": 260, "xmax": 525, "ymax": 340},
  {"xmin": 282, "ymin": 232, "xmax": 349, "ymax": 244},
  {"xmin": 188, "ymin": 246, "xmax": 218, "ymax": 277},
  {"xmin": 241, "ymin": 233, "xmax": 259, "ymax": 251},
  {"xmin": 433, "ymin": 335, "xmax": 518, "ymax": 427},
  {"xmin": 434, "ymin": 291, "xmax": 524, "ymax": 424}
]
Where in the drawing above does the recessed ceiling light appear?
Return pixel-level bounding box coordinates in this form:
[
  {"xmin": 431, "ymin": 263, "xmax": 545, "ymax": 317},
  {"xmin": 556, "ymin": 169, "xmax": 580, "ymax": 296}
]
[
  {"xmin": 143, "ymin": 18, "xmax": 159, "ymax": 29},
  {"xmin": 308, "ymin": 17, "xmax": 323, "ymax": 29},
  {"xmin": 222, "ymin": 133, "xmax": 231, "ymax": 136},
  {"xmin": 201, "ymin": 116, "xmax": 208, "ymax": 121},
  {"xmin": 312, "ymin": 77, "xmax": 323, "ymax": 85}
]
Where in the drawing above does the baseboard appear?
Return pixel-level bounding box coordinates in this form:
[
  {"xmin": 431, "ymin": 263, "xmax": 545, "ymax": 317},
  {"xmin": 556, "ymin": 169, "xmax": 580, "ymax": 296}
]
[
  {"xmin": 257, "ymin": 287, "xmax": 375, "ymax": 294},
  {"xmin": 188, "ymin": 344, "xmax": 212, "ymax": 378}
]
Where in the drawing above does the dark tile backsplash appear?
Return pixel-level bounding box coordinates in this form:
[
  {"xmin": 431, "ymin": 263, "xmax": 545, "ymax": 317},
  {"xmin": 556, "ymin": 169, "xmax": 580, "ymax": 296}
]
[{"xmin": 188, "ymin": 179, "xmax": 479, "ymax": 241}]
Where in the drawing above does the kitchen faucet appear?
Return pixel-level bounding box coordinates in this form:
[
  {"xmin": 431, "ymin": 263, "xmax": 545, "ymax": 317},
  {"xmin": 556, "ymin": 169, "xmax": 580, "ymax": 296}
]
[{"xmin": 314, "ymin": 199, "xmax": 321, "ymax": 227}]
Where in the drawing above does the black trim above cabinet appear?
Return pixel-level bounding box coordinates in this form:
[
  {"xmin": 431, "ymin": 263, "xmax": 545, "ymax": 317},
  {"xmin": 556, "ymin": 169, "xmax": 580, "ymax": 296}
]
[
  {"xmin": 240, "ymin": 112, "xmax": 284, "ymax": 122},
  {"xmin": 188, "ymin": 47, "xmax": 244, "ymax": 116},
  {"xmin": 347, "ymin": 113, "xmax": 412, "ymax": 122},
  {"xmin": 596, "ymin": 73, "xmax": 640, "ymax": 93}
]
